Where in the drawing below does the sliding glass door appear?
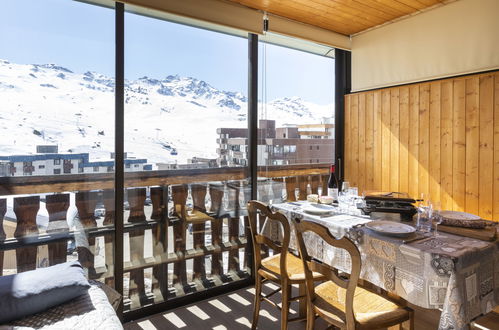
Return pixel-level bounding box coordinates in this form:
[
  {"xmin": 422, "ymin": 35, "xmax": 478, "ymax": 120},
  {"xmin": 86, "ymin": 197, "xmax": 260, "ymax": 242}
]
[{"xmin": 122, "ymin": 5, "xmax": 251, "ymax": 311}]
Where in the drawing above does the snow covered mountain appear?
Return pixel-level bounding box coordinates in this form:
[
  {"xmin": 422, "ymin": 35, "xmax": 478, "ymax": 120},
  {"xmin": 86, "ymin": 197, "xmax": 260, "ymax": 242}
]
[{"xmin": 0, "ymin": 59, "xmax": 333, "ymax": 166}]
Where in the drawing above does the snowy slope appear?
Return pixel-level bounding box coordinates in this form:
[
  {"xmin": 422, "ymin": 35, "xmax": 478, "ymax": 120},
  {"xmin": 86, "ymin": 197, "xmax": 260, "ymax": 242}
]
[{"xmin": 0, "ymin": 59, "xmax": 333, "ymax": 166}]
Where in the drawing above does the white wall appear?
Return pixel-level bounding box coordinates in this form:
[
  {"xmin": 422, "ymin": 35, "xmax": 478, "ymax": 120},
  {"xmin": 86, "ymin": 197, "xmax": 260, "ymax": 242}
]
[{"xmin": 351, "ymin": 0, "xmax": 499, "ymax": 91}]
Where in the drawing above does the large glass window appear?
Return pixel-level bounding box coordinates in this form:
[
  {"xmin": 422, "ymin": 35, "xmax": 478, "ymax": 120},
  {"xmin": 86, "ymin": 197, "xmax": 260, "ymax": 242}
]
[
  {"xmin": 257, "ymin": 41, "xmax": 335, "ymax": 202},
  {"xmin": 0, "ymin": 0, "xmax": 115, "ymax": 288},
  {"xmin": 123, "ymin": 6, "xmax": 250, "ymax": 310},
  {"xmin": 0, "ymin": 1, "xmax": 339, "ymax": 319}
]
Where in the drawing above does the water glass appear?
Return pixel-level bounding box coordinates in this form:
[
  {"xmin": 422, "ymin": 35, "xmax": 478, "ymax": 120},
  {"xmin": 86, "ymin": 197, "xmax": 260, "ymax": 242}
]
[
  {"xmin": 337, "ymin": 191, "xmax": 349, "ymax": 213},
  {"xmin": 342, "ymin": 181, "xmax": 350, "ymax": 192},
  {"xmin": 417, "ymin": 202, "xmax": 433, "ymax": 233}
]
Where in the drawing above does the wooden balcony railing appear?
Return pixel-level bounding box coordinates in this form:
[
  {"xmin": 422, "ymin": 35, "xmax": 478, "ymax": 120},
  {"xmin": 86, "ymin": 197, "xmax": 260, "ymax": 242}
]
[{"xmin": 0, "ymin": 163, "xmax": 329, "ymax": 310}]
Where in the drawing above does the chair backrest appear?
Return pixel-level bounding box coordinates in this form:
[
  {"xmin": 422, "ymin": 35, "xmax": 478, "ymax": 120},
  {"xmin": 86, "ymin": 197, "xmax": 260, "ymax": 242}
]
[
  {"xmin": 247, "ymin": 200, "xmax": 291, "ymax": 280},
  {"xmin": 294, "ymin": 219, "xmax": 361, "ymax": 328}
]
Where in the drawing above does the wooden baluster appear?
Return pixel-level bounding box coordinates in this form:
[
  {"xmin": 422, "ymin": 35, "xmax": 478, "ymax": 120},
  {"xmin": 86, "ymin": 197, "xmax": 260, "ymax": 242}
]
[
  {"xmin": 102, "ymin": 189, "xmax": 115, "ymax": 287},
  {"xmin": 298, "ymin": 176, "xmax": 308, "ymax": 200},
  {"xmin": 151, "ymin": 186, "xmax": 169, "ymax": 302},
  {"xmin": 103, "ymin": 189, "xmax": 115, "ymax": 226},
  {"xmin": 13, "ymin": 196, "xmax": 39, "ymax": 273},
  {"xmin": 0, "ymin": 199, "xmax": 6, "ymax": 276},
  {"xmin": 45, "ymin": 194, "xmax": 69, "ymax": 266},
  {"xmin": 209, "ymin": 183, "xmax": 224, "ymax": 280},
  {"xmin": 285, "ymin": 176, "xmax": 297, "ymax": 201},
  {"xmin": 310, "ymin": 175, "xmax": 321, "ymax": 195},
  {"xmin": 127, "ymin": 187, "xmax": 148, "ymax": 306},
  {"xmin": 191, "ymin": 184, "xmax": 207, "ymax": 282},
  {"xmin": 75, "ymin": 191, "xmax": 98, "ymax": 277},
  {"xmin": 171, "ymin": 185, "xmax": 188, "ymax": 289},
  {"xmin": 226, "ymin": 182, "xmax": 240, "ymax": 274},
  {"xmin": 150, "ymin": 186, "xmax": 164, "ymax": 221}
]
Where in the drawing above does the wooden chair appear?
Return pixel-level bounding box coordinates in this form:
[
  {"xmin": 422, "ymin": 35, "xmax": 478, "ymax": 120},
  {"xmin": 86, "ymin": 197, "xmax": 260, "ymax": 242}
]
[
  {"xmin": 247, "ymin": 200, "xmax": 325, "ymax": 330},
  {"xmin": 293, "ymin": 219, "xmax": 414, "ymax": 330}
]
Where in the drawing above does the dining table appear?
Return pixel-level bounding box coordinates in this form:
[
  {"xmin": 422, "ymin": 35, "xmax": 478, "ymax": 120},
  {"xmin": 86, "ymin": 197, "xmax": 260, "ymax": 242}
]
[{"xmin": 269, "ymin": 201, "xmax": 499, "ymax": 330}]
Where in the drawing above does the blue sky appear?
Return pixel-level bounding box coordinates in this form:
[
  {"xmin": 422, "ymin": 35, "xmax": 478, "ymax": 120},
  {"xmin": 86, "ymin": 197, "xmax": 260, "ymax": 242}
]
[{"xmin": 0, "ymin": 0, "xmax": 334, "ymax": 104}]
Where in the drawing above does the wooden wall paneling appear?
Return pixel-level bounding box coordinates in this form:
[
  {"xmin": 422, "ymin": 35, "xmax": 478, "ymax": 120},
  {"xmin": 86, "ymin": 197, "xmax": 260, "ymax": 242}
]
[
  {"xmin": 365, "ymin": 92, "xmax": 374, "ymax": 191},
  {"xmin": 465, "ymin": 77, "xmax": 480, "ymax": 215},
  {"xmin": 418, "ymin": 84, "xmax": 430, "ymax": 200},
  {"xmin": 398, "ymin": 87, "xmax": 409, "ymax": 195},
  {"xmin": 344, "ymin": 96, "xmax": 351, "ymax": 187},
  {"xmin": 350, "ymin": 94, "xmax": 360, "ymax": 188},
  {"xmin": 344, "ymin": 71, "xmax": 499, "ymax": 221},
  {"xmin": 440, "ymin": 80, "xmax": 453, "ymax": 210},
  {"xmin": 429, "ymin": 82, "xmax": 441, "ymax": 203},
  {"xmin": 494, "ymin": 72, "xmax": 499, "ymax": 222},
  {"xmin": 478, "ymin": 74, "xmax": 494, "ymax": 220},
  {"xmin": 408, "ymin": 85, "xmax": 420, "ymax": 200},
  {"xmin": 390, "ymin": 88, "xmax": 400, "ymax": 193},
  {"xmin": 358, "ymin": 93, "xmax": 366, "ymax": 193},
  {"xmin": 373, "ymin": 91, "xmax": 382, "ymax": 190},
  {"xmin": 452, "ymin": 79, "xmax": 466, "ymax": 211},
  {"xmin": 381, "ymin": 90, "xmax": 391, "ymax": 192}
]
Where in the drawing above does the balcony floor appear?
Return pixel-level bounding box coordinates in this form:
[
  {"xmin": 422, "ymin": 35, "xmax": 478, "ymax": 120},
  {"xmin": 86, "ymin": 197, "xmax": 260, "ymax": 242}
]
[{"xmin": 124, "ymin": 283, "xmax": 499, "ymax": 330}]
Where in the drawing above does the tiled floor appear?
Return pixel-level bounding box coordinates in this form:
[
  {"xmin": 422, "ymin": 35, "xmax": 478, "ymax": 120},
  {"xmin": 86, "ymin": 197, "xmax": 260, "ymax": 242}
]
[{"xmin": 125, "ymin": 283, "xmax": 499, "ymax": 330}]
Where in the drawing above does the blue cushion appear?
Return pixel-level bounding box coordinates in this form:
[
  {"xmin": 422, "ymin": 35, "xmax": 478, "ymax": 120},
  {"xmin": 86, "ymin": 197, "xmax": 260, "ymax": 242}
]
[{"xmin": 0, "ymin": 261, "xmax": 90, "ymax": 324}]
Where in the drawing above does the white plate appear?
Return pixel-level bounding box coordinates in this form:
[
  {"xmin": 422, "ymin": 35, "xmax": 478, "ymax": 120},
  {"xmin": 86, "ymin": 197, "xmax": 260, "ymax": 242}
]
[
  {"xmin": 365, "ymin": 220, "xmax": 415, "ymax": 237},
  {"xmin": 302, "ymin": 204, "xmax": 333, "ymax": 215}
]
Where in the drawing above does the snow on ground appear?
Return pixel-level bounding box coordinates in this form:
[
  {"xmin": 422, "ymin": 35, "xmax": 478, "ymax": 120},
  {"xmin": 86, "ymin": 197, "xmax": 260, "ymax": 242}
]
[{"xmin": 0, "ymin": 59, "xmax": 333, "ymax": 166}]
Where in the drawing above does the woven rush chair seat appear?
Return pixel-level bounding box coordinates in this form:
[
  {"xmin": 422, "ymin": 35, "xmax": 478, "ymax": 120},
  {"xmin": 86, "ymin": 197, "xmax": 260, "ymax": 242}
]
[
  {"xmin": 314, "ymin": 281, "xmax": 411, "ymax": 329},
  {"xmin": 174, "ymin": 204, "xmax": 214, "ymax": 223},
  {"xmin": 293, "ymin": 219, "xmax": 414, "ymax": 330},
  {"xmin": 261, "ymin": 253, "xmax": 322, "ymax": 282}
]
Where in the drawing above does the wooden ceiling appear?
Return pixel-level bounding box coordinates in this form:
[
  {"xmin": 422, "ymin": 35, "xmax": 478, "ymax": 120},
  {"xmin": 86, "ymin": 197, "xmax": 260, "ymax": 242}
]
[{"xmin": 225, "ymin": 0, "xmax": 453, "ymax": 35}]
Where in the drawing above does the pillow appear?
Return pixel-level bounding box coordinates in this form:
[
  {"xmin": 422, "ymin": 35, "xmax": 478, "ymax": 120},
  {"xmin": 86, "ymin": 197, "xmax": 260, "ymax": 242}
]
[{"xmin": 0, "ymin": 261, "xmax": 90, "ymax": 324}]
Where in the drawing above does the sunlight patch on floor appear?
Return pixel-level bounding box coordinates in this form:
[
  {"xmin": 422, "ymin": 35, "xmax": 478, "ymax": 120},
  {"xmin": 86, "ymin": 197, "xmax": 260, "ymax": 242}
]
[
  {"xmin": 235, "ymin": 317, "xmax": 252, "ymax": 328},
  {"xmin": 228, "ymin": 293, "xmax": 252, "ymax": 306},
  {"xmin": 260, "ymin": 309, "xmax": 278, "ymax": 322},
  {"xmin": 162, "ymin": 312, "xmax": 187, "ymax": 328},
  {"xmin": 212, "ymin": 325, "xmax": 228, "ymax": 330},
  {"xmin": 246, "ymin": 287, "xmax": 256, "ymax": 295},
  {"xmin": 208, "ymin": 299, "xmax": 232, "ymax": 313},
  {"xmin": 137, "ymin": 320, "xmax": 157, "ymax": 330},
  {"xmin": 187, "ymin": 305, "xmax": 210, "ymax": 320},
  {"xmin": 264, "ymin": 282, "xmax": 280, "ymax": 291}
]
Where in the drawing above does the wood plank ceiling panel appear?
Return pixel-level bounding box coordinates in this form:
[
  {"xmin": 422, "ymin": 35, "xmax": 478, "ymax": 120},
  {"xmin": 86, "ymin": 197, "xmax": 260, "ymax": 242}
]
[{"xmin": 226, "ymin": 0, "xmax": 447, "ymax": 35}]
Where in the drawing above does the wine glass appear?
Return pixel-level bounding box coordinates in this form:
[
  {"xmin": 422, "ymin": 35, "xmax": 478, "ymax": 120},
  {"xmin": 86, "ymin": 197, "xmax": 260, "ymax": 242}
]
[
  {"xmin": 342, "ymin": 181, "xmax": 350, "ymax": 192},
  {"xmin": 432, "ymin": 201, "xmax": 443, "ymax": 237}
]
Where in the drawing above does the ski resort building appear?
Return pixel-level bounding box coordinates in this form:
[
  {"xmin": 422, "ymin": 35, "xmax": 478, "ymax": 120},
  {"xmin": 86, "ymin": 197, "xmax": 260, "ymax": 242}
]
[
  {"xmin": 0, "ymin": 146, "xmax": 152, "ymax": 176},
  {"xmin": 217, "ymin": 119, "xmax": 334, "ymax": 166}
]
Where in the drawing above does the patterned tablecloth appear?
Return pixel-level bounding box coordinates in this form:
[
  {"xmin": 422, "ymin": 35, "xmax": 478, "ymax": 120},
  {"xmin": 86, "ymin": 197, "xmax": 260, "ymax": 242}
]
[{"xmin": 271, "ymin": 202, "xmax": 499, "ymax": 330}]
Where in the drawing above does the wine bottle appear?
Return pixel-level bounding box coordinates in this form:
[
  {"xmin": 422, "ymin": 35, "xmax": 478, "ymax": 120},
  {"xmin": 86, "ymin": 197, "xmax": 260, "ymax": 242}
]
[{"xmin": 327, "ymin": 164, "xmax": 339, "ymax": 201}]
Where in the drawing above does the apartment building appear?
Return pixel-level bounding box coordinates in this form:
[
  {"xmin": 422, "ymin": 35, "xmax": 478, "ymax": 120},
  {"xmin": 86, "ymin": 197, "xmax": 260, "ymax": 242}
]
[{"xmin": 217, "ymin": 119, "xmax": 334, "ymax": 166}]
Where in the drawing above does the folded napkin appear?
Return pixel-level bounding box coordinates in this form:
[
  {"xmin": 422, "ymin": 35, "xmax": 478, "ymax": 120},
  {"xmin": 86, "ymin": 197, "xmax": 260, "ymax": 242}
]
[
  {"xmin": 439, "ymin": 210, "xmax": 490, "ymax": 229},
  {"xmin": 437, "ymin": 224, "xmax": 497, "ymax": 241}
]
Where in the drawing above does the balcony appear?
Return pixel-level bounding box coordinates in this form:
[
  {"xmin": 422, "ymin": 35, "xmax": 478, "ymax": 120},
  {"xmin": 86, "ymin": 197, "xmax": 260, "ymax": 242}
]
[{"xmin": 0, "ymin": 164, "xmax": 328, "ymax": 313}]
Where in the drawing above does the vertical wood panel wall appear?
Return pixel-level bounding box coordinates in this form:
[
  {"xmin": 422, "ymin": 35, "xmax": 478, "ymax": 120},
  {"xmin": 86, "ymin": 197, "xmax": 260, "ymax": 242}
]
[{"xmin": 345, "ymin": 71, "xmax": 499, "ymax": 222}]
